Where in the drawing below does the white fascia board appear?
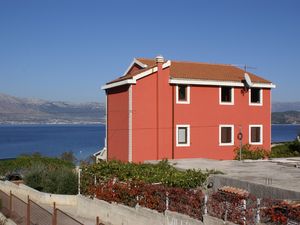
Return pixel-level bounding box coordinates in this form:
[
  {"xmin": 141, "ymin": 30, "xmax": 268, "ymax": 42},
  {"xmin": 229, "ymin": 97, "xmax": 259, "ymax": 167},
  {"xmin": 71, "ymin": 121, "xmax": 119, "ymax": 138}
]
[
  {"xmin": 163, "ymin": 60, "xmax": 171, "ymax": 68},
  {"xmin": 134, "ymin": 67, "xmax": 158, "ymax": 81},
  {"xmin": 122, "ymin": 58, "xmax": 148, "ymax": 76},
  {"xmin": 134, "ymin": 60, "xmax": 171, "ymax": 81},
  {"xmin": 101, "ymin": 79, "xmax": 136, "ymax": 90},
  {"xmin": 102, "ymin": 60, "xmax": 172, "ymax": 90},
  {"xmin": 252, "ymin": 83, "xmax": 276, "ymax": 88},
  {"xmin": 169, "ymin": 78, "xmax": 276, "ymax": 89}
]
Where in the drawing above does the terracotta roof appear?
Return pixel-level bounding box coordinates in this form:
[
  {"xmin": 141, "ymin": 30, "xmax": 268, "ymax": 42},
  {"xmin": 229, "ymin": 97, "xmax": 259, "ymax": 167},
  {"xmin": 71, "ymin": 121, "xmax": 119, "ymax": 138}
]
[
  {"xmin": 106, "ymin": 66, "xmax": 155, "ymax": 84},
  {"xmin": 137, "ymin": 58, "xmax": 271, "ymax": 84},
  {"xmin": 218, "ymin": 186, "xmax": 250, "ymax": 198},
  {"xmin": 106, "ymin": 58, "xmax": 272, "ymax": 85}
]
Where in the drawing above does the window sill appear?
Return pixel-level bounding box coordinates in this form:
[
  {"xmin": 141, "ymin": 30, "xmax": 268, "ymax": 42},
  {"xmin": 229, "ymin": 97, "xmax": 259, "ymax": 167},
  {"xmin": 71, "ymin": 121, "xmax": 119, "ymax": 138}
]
[
  {"xmin": 176, "ymin": 101, "xmax": 190, "ymax": 104},
  {"xmin": 219, "ymin": 143, "xmax": 234, "ymax": 146},
  {"xmin": 249, "ymin": 142, "xmax": 263, "ymax": 145},
  {"xmin": 249, "ymin": 103, "xmax": 263, "ymax": 106},
  {"xmin": 176, "ymin": 143, "xmax": 190, "ymax": 147},
  {"xmin": 220, "ymin": 102, "xmax": 234, "ymax": 105}
]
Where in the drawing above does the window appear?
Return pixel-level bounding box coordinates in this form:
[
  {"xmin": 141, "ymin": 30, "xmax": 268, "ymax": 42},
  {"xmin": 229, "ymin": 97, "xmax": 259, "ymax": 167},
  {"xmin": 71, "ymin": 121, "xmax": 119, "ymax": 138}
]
[
  {"xmin": 219, "ymin": 125, "xmax": 234, "ymax": 146},
  {"xmin": 249, "ymin": 125, "xmax": 263, "ymax": 145},
  {"xmin": 176, "ymin": 125, "xmax": 190, "ymax": 147},
  {"xmin": 249, "ymin": 88, "xmax": 263, "ymax": 106},
  {"xmin": 176, "ymin": 85, "xmax": 190, "ymax": 104},
  {"xmin": 219, "ymin": 87, "xmax": 234, "ymax": 105}
]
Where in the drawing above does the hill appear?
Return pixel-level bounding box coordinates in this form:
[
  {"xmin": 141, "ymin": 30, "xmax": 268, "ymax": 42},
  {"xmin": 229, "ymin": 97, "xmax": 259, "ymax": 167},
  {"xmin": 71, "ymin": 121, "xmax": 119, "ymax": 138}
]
[
  {"xmin": 272, "ymin": 102, "xmax": 300, "ymax": 112},
  {"xmin": 0, "ymin": 93, "xmax": 105, "ymax": 124},
  {"xmin": 272, "ymin": 111, "xmax": 300, "ymax": 124}
]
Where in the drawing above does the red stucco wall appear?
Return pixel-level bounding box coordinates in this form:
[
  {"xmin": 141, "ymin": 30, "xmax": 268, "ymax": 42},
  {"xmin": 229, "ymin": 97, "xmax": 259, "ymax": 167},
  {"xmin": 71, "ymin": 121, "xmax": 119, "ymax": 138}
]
[
  {"xmin": 131, "ymin": 65, "xmax": 173, "ymax": 162},
  {"xmin": 107, "ymin": 85, "xmax": 129, "ymax": 161},
  {"xmin": 173, "ymin": 86, "xmax": 271, "ymax": 160},
  {"xmin": 106, "ymin": 64, "xmax": 272, "ymax": 162}
]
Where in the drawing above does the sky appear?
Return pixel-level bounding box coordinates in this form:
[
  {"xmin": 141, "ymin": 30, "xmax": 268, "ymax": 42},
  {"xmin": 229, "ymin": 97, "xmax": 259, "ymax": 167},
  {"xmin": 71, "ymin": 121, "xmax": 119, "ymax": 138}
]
[{"xmin": 0, "ymin": 0, "xmax": 299, "ymax": 103}]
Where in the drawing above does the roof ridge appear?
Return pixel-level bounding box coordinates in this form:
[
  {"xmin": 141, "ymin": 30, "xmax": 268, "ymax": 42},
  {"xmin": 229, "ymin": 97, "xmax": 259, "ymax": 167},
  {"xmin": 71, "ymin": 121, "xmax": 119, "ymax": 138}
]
[{"xmin": 137, "ymin": 57, "xmax": 237, "ymax": 67}]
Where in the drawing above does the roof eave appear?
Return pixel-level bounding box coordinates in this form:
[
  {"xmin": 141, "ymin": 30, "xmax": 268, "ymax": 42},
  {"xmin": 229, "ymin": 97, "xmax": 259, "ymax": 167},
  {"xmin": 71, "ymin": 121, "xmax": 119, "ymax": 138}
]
[
  {"xmin": 102, "ymin": 60, "xmax": 171, "ymax": 90},
  {"xmin": 169, "ymin": 78, "xmax": 276, "ymax": 88}
]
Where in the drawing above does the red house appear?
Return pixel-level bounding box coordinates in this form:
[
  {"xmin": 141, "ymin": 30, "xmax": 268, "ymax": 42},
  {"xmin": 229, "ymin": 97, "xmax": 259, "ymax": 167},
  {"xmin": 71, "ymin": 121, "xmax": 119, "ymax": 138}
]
[{"xmin": 102, "ymin": 56, "xmax": 275, "ymax": 162}]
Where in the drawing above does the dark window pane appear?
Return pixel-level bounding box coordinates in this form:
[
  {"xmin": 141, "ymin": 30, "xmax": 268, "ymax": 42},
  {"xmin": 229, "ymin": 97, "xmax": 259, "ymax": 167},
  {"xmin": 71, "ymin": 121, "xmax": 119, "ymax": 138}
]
[
  {"xmin": 221, "ymin": 87, "xmax": 232, "ymax": 102},
  {"xmin": 221, "ymin": 127, "xmax": 232, "ymax": 143},
  {"xmin": 251, "ymin": 127, "xmax": 261, "ymax": 143},
  {"xmin": 178, "ymin": 85, "xmax": 187, "ymax": 101},
  {"xmin": 251, "ymin": 88, "xmax": 261, "ymax": 103},
  {"xmin": 178, "ymin": 127, "xmax": 187, "ymax": 144}
]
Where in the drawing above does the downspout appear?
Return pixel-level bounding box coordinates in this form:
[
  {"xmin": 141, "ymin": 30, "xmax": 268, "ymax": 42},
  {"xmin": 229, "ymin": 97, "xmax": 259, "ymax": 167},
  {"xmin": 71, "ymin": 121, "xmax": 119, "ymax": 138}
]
[
  {"xmin": 156, "ymin": 64, "xmax": 159, "ymax": 160},
  {"xmin": 128, "ymin": 85, "xmax": 133, "ymax": 162},
  {"xmin": 172, "ymin": 85, "xmax": 175, "ymax": 159},
  {"xmin": 155, "ymin": 55, "xmax": 164, "ymax": 160},
  {"xmin": 105, "ymin": 91, "xmax": 108, "ymax": 161}
]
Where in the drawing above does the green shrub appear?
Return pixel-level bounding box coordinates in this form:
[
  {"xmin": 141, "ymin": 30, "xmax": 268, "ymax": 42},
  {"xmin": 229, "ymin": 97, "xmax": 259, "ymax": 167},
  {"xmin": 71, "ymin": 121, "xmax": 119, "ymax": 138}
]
[
  {"xmin": 24, "ymin": 166, "xmax": 78, "ymax": 195},
  {"xmin": 234, "ymin": 144, "xmax": 269, "ymax": 160},
  {"xmin": 0, "ymin": 154, "xmax": 74, "ymax": 176},
  {"xmin": 81, "ymin": 159, "xmax": 218, "ymax": 193},
  {"xmin": 270, "ymin": 141, "xmax": 300, "ymax": 158}
]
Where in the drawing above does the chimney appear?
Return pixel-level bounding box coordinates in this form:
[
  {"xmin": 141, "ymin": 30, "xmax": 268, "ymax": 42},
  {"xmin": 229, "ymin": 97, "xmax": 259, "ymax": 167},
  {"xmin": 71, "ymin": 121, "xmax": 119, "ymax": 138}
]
[{"xmin": 155, "ymin": 55, "xmax": 164, "ymax": 64}]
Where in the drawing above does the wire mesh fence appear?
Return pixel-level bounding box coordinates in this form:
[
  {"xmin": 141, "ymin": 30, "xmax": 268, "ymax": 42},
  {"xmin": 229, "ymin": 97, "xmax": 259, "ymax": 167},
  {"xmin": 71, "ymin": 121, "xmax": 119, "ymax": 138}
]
[
  {"xmin": 11, "ymin": 194, "xmax": 27, "ymax": 225},
  {"xmin": 0, "ymin": 190, "xmax": 10, "ymax": 217},
  {"xmin": 29, "ymin": 200, "xmax": 52, "ymax": 225},
  {"xmin": 0, "ymin": 190, "xmax": 90, "ymax": 225},
  {"xmin": 56, "ymin": 208, "xmax": 84, "ymax": 225}
]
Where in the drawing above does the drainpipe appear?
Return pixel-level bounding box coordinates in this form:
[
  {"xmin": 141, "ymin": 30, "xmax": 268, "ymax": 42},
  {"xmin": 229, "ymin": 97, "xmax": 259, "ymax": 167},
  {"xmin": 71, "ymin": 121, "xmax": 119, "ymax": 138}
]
[
  {"xmin": 172, "ymin": 85, "xmax": 175, "ymax": 159},
  {"xmin": 156, "ymin": 55, "xmax": 164, "ymax": 160}
]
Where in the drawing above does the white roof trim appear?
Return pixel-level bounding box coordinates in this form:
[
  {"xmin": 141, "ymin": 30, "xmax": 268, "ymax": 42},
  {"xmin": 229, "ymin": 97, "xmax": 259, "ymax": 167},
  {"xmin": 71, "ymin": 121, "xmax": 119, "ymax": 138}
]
[
  {"xmin": 169, "ymin": 78, "xmax": 276, "ymax": 89},
  {"xmin": 101, "ymin": 79, "xmax": 136, "ymax": 90},
  {"xmin": 102, "ymin": 60, "xmax": 172, "ymax": 90},
  {"xmin": 122, "ymin": 58, "xmax": 148, "ymax": 76}
]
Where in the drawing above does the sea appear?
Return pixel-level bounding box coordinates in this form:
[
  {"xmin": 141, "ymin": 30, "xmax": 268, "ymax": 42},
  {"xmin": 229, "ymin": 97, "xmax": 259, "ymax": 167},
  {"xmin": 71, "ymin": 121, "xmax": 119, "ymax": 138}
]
[{"xmin": 0, "ymin": 124, "xmax": 299, "ymax": 160}]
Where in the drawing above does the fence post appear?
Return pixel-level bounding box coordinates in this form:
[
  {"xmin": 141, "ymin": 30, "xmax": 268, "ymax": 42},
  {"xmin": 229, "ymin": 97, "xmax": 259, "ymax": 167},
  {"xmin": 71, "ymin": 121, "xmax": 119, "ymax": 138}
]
[
  {"xmin": 9, "ymin": 190, "xmax": 12, "ymax": 218},
  {"xmin": 242, "ymin": 199, "xmax": 246, "ymax": 225},
  {"xmin": 52, "ymin": 202, "xmax": 57, "ymax": 225},
  {"xmin": 204, "ymin": 194, "xmax": 208, "ymax": 215},
  {"xmin": 27, "ymin": 195, "xmax": 30, "ymax": 225},
  {"xmin": 96, "ymin": 216, "xmax": 99, "ymax": 225},
  {"xmin": 165, "ymin": 192, "xmax": 169, "ymax": 211},
  {"xmin": 136, "ymin": 195, "xmax": 139, "ymax": 207},
  {"xmin": 256, "ymin": 198, "xmax": 261, "ymax": 224},
  {"xmin": 224, "ymin": 201, "xmax": 228, "ymax": 222}
]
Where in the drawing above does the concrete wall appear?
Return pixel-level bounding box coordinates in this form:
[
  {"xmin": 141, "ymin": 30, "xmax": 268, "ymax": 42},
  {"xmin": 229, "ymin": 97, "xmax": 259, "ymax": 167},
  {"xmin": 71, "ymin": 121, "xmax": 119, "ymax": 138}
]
[
  {"xmin": 77, "ymin": 195, "xmax": 204, "ymax": 225},
  {"xmin": 0, "ymin": 181, "xmax": 77, "ymax": 206},
  {"xmin": 210, "ymin": 175, "xmax": 300, "ymax": 200},
  {"xmin": 0, "ymin": 181, "xmax": 239, "ymax": 225}
]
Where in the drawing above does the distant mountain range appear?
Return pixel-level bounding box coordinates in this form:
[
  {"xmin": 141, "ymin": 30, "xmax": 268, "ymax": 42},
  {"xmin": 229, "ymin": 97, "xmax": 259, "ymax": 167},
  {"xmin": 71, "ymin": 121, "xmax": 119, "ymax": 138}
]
[
  {"xmin": 272, "ymin": 102, "xmax": 300, "ymax": 112},
  {"xmin": 0, "ymin": 93, "xmax": 299, "ymax": 124},
  {"xmin": 272, "ymin": 102, "xmax": 300, "ymax": 124},
  {"xmin": 0, "ymin": 93, "xmax": 105, "ymax": 124}
]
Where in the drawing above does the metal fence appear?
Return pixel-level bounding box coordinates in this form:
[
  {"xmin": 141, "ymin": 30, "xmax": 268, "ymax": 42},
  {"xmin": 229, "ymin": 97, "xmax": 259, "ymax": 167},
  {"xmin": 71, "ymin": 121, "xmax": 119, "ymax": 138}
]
[
  {"xmin": 56, "ymin": 208, "xmax": 84, "ymax": 225},
  {"xmin": 0, "ymin": 190, "xmax": 103, "ymax": 225},
  {"xmin": 0, "ymin": 190, "xmax": 10, "ymax": 217},
  {"xmin": 11, "ymin": 194, "xmax": 27, "ymax": 225},
  {"xmin": 29, "ymin": 199, "xmax": 52, "ymax": 225}
]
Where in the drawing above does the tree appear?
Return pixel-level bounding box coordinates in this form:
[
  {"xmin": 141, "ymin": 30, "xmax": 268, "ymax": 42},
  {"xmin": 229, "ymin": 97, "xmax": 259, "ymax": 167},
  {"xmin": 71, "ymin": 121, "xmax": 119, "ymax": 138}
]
[{"xmin": 60, "ymin": 151, "xmax": 76, "ymax": 163}]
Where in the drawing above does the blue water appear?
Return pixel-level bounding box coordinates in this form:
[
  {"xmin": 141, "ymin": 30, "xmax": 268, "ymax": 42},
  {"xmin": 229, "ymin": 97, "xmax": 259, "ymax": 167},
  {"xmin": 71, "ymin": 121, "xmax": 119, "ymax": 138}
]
[
  {"xmin": 271, "ymin": 124, "xmax": 300, "ymax": 143},
  {"xmin": 0, "ymin": 124, "xmax": 299, "ymax": 160},
  {"xmin": 0, "ymin": 124, "xmax": 105, "ymax": 160}
]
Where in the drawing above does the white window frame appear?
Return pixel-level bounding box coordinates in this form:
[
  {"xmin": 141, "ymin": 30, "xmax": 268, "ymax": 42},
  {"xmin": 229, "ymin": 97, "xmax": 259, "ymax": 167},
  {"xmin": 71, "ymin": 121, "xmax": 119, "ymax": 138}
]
[
  {"xmin": 176, "ymin": 124, "xmax": 190, "ymax": 147},
  {"xmin": 249, "ymin": 88, "xmax": 263, "ymax": 106},
  {"xmin": 249, "ymin": 125, "xmax": 263, "ymax": 145},
  {"xmin": 176, "ymin": 85, "xmax": 190, "ymax": 104},
  {"xmin": 219, "ymin": 86, "xmax": 234, "ymax": 105},
  {"xmin": 219, "ymin": 125, "xmax": 234, "ymax": 146}
]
